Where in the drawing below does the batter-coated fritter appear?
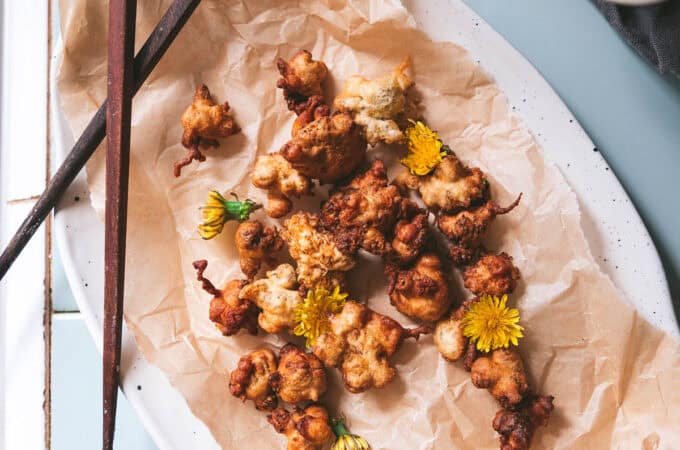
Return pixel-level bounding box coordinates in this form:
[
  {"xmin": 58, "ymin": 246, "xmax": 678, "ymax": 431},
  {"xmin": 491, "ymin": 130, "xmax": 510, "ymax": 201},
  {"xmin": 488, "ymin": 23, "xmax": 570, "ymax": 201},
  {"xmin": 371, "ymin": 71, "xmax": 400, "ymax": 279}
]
[
  {"xmin": 388, "ymin": 202, "xmax": 430, "ymax": 265},
  {"xmin": 282, "ymin": 212, "xmax": 356, "ymax": 291},
  {"xmin": 281, "ymin": 112, "xmax": 367, "ymax": 183},
  {"xmin": 291, "ymin": 95, "xmax": 331, "ymax": 137},
  {"xmin": 312, "ymin": 301, "xmax": 430, "ymax": 393},
  {"xmin": 471, "ymin": 348, "xmax": 529, "ymax": 407},
  {"xmin": 334, "ymin": 58, "xmax": 415, "ymax": 145},
  {"xmin": 277, "ymin": 50, "xmax": 329, "ymax": 113},
  {"xmin": 396, "ymin": 155, "xmax": 488, "ymax": 213},
  {"xmin": 433, "ymin": 298, "xmax": 478, "ymax": 362},
  {"xmin": 493, "ymin": 395, "xmax": 555, "ymax": 450},
  {"xmin": 229, "ymin": 349, "xmax": 278, "ymax": 411},
  {"xmin": 268, "ymin": 405, "xmax": 333, "ymax": 450},
  {"xmin": 463, "ymin": 252, "xmax": 520, "ymax": 296},
  {"xmin": 192, "ymin": 260, "xmax": 258, "ymax": 336},
  {"xmin": 239, "ymin": 264, "xmax": 302, "ymax": 334},
  {"xmin": 384, "ymin": 253, "xmax": 451, "ymax": 322},
  {"xmin": 438, "ymin": 195, "xmax": 522, "ymax": 266},
  {"xmin": 320, "ymin": 159, "xmax": 405, "ymax": 256},
  {"xmin": 235, "ymin": 221, "xmax": 284, "ymax": 279},
  {"xmin": 269, "ymin": 344, "xmax": 327, "ymax": 404},
  {"xmin": 176, "ymin": 84, "xmax": 240, "ymax": 177},
  {"xmin": 252, "ymin": 153, "xmax": 312, "ymax": 218}
]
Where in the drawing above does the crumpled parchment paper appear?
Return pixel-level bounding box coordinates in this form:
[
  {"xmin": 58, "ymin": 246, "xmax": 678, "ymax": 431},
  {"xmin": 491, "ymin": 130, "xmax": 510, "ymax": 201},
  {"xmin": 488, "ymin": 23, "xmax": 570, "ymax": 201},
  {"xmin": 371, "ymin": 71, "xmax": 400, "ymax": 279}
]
[{"xmin": 56, "ymin": 1, "xmax": 680, "ymax": 448}]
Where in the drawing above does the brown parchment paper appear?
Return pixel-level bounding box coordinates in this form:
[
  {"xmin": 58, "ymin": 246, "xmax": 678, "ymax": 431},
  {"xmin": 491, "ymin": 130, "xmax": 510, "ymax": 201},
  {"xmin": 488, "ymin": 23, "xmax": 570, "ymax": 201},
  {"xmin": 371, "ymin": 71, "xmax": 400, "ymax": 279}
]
[{"xmin": 56, "ymin": 1, "xmax": 680, "ymax": 449}]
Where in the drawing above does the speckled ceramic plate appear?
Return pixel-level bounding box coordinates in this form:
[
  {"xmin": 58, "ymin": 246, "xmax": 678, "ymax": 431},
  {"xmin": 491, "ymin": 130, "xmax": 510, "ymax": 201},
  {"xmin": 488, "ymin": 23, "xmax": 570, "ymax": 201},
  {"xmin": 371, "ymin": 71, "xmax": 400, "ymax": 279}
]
[{"xmin": 53, "ymin": 1, "xmax": 677, "ymax": 448}]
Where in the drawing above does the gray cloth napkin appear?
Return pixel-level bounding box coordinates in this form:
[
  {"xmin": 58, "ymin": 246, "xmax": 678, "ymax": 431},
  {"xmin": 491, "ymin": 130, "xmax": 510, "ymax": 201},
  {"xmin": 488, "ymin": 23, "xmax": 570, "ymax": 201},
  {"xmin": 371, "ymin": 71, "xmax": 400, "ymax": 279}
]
[{"xmin": 592, "ymin": 0, "xmax": 680, "ymax": 78}]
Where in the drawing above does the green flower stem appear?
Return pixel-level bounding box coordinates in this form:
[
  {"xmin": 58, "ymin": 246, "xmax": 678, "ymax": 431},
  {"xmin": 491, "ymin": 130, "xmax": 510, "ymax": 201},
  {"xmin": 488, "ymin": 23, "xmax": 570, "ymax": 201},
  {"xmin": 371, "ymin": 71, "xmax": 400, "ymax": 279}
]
[{"xmin": 331, "ymin": 418, "xmax": 351, "ymax": 437}]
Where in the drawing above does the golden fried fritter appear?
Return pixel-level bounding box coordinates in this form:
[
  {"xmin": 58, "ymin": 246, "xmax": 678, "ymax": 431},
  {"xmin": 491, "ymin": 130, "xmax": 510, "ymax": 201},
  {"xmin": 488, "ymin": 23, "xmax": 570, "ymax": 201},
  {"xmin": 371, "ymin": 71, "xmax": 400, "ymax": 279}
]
[
  {"xmin": 176, "ymin": 84, "xmax": 240, "ymax": 177},
  {"xmin": 320, "ymin": 159, "xmax": 405, "ymax": 256},
  {"xmin": 433, "ymin": 298, "xmax": 479, "ymax": 362},
  {"xmin": 438, "ymin": 195, "xmax": 521, "ymax": 266},
  {"xmin": 192, "ymin": 260, "xmax": 258, "ymax": 336},
  {"xmin": 471, "ymin": 348, "xmax": 529, "ymax": 407},
  {"xmin": 235, "ymin": 221, "xmax": 284, "ymax": 279},
  {"xmin": 268, "ymin": 405, "xmax": 333, "ymax": 450},
  {"xmin": 252, "ymin": 153, "xmax": 313, "ymax": 218},
  {"xmin": 384, "ymin": 253, "xmax": 451, "ymax": 322},
  {"xmin": 229, "ymin": 349, "xmax": 278, "ymax": 411},
  {"xmin": 438, "ymin": 195, "xmax": 522, "ymax": 246},
  {"xmin": 269, "ymin": 344, "xmax": 327, "ymax": 404},
  {"xmin": 334, "ymin": 58, "xmax": 415, "ymax": 145},
  {"xmin": 463, "ymin": 252, "xmax": 520, "ymax": 296},
  {"xmin": 282, "ymin": 212, "xmax": 356, "ymax": 291},
  {"xmin": 291, "ymin": 95, "xmax": 331, "ymax": 136},
  {"xmin": 281, "ymin": 112, "xmax": 367, "ymax": 183},
  {"xmin": 277, "ymin": 50, "xmax": 329, "ymax": 113},
  {"xmin": 493, "ymin": 395, "xmax": 555, "ymax": 450},
  {"xmin": 312, "ymin": 301, "xmax": 430, "ymax": 393},
  {"xmin": 395, "ymin": 155, "xmax": 488, "ymax": 213},
  {"xmin": 239, "ymin": 264, "xmax": 302, "ymax": 334},
  {"xmin": 387, "ymin": 202, "xmax": 430, "ymax": 265}
]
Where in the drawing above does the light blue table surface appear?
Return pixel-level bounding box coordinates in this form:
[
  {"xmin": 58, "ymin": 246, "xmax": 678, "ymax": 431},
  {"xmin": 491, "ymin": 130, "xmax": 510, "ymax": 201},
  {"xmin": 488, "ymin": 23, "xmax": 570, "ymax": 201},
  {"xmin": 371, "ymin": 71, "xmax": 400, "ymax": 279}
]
[{"xmin": 51, "ymin": 1, "xmax": 680, "ymax": 449}]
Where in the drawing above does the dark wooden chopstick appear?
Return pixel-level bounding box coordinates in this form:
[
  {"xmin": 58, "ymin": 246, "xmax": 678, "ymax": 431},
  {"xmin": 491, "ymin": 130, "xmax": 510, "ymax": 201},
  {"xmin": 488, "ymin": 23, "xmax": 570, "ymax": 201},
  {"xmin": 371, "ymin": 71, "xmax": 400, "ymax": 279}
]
[
  {"xmin": 103, "ymin": 0, "xmax": 137, "ymax": 448},
  {"xmin": 0, "ymin": 0, "xmax": 202, "ymax": 281}
]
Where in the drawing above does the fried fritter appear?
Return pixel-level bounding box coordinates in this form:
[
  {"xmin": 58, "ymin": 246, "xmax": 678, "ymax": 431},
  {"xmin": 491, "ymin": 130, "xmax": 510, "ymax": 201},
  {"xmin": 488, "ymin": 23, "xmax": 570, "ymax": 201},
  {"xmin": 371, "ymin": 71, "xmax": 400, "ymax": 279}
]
[
  {"xmin": 312, "ymin": 301, "xmax": 430, "ymax": 393},
  {"xmin": 433, "ymin": 298, "xmax": 478, "ymax": 362},
  {"xmin": 471, "ymin": 348, "xmax": 529, "ymax": 407},
  {"xmin": 282, "ymin": 212, "xmax": 356, "ymax": 291},
  {"xmin": 463, "ymin": 252, "xmax": 520, "ymax": 296},
  {"xmin": 176, "ymin": 84, "xmax": 240, "ymax": 177},
  {"xmin": 334, "ymin": 58, "xmax": 415, "ymax": 145},
  {"xmin": 239, "ymin": 264, "xmax": 302, "ymax": 334},
  {"xmin": 281, "ymin": 112, "xmax": 367, "ymax": 183},
  {"xmin": 387, "ymin": 202, "xmax": 430, "ymax": 265},
  {"xmin": 320, "ymin": 159, "xmax": 405, "ymax": 256},
  {"xmin": 235, "ymin": 221, "xmax": 284, "ymax": 279},
  {"xmin": 252, "ymin": 153, "xmax": 313, "ymax": 218},
  {"xmin": 269, "ymin": 344, "xmax": 327, "ymax": 404},
  {"xmin": 229, "ymin": 349, "xmax": 278, "ymax": 411},
  {"xmin": 493, "ymin": 395, "xmax": 555, "ymax": 450},
  {"xmin": 268, "ymin": 405, "xmax": 333, "ymax": 450},
  {"xmin": 192, "ymin": 260, "xmax": 258, "ymax": 336},
  {"xmin": 439, "ymin": 195, "xmax": 522, "ymax": 265},
  {"xmin": 385, "ymin": 253, "xmax": 451, "ymax": 322},
  {"xmin": 291, "ymin": 95, "xmax": 331, "ymax": 136},
  {"xmin": 395, "ymin": 155, "xmax": 488, "ymax": 213},
  {"xmin": 438, "ymin": 195, "xmax": 522, "ymax": 246},
  {"xmin": 277, "ymin": 50, "xmax": 329, "ymax": 113}
]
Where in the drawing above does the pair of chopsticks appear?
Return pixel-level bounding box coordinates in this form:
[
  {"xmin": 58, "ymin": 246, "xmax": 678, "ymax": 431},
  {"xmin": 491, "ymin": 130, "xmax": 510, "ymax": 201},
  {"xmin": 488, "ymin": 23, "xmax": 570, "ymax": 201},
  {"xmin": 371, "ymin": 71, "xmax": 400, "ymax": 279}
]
[{"xmin": 0, "ymin": 0, "xmax": 201, "ymax": 448}]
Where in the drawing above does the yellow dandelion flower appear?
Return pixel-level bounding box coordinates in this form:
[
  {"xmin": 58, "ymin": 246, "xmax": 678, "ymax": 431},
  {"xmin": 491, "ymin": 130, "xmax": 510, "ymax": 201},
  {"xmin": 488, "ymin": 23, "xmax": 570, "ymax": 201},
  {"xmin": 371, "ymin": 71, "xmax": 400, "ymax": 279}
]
[
  {"xmin": 400, "ymin": 120, "xmax": 447, "ymax": 176},
  {"xmin": 198, "ymin": 191, "xmax": 261, "ymax": 240},
  {"xmin": 331, "ymin": 417, "xmax": 371, "ymax": 450},
  {"xmin": 293, "ymin": 286, "xmax": 348, "ymax": 348},
  {"xmin": 462, "ymin": 294, "xmax": 524, "ymax": 353}
]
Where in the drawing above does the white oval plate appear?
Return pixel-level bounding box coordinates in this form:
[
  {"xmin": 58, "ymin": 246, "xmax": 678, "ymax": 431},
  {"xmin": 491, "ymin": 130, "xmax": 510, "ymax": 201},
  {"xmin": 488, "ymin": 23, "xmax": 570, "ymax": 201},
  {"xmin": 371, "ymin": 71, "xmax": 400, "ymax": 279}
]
[{"xmin": 53, "ymin": 1, "xmax": 677, "ymax": 448}]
